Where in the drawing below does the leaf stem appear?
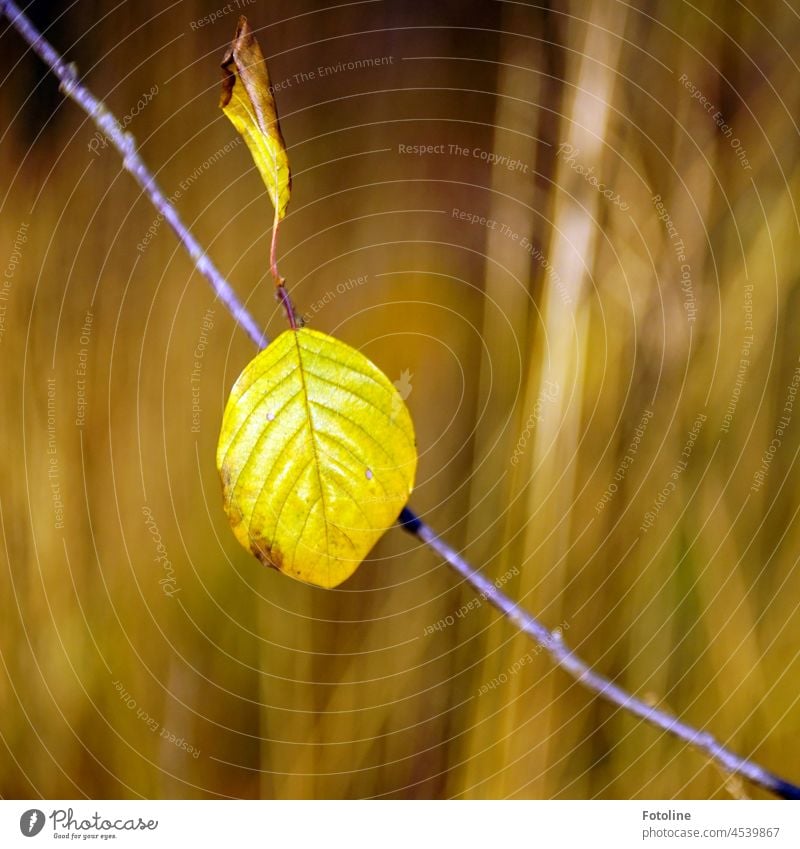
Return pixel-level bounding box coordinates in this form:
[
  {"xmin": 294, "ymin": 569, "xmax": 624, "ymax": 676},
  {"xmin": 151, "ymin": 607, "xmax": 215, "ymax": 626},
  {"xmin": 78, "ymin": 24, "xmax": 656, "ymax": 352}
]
[
  {"xmin": 276, "ymin": 284, "xmax": 297, "ymax": 331},
  {"xmin": 269, "ymin": 201, "xmax": 298, "ymax": 329},
  {"xmin": 270, "ymin": 205, "xmax": 282, "ymax": 286},
  {"xmin": 4, "ymin": 0, "xmax": 798, "ymax": 800}
]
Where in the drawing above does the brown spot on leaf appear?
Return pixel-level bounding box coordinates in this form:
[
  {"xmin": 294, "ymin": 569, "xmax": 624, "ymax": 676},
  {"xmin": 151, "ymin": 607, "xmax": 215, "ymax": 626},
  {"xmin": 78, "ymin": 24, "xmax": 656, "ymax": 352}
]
[{"xmin": 249, "ymin": 533, "xmax": 283, "ymax": 572}]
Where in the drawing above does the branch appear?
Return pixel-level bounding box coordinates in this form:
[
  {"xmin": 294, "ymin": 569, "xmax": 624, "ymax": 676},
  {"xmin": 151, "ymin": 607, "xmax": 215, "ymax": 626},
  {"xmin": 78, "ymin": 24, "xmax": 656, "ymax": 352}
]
[
  {"xmin": 4, "ymin": 0, "xmax": 798, "ymax": 801},
  {"xmin": 399, "ymin": 507, "xmax": 800, "ymax": 800},
  {"xmin": 0, "ymin": 0, "xmax": 266, "ymax": 349}
]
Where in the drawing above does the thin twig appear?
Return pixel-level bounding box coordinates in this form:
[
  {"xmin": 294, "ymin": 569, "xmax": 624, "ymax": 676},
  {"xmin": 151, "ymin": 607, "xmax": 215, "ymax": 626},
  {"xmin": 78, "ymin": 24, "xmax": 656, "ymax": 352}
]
[
  {"xmin": 4, "ymin": 0, "xmax": 798, "ymax": 800},
  {"xmin": 398, "ymin": 508, "xmax": 800, "ymax": 800},
  {"xmin": 269, "ymin": 205, "xmax": 282, "ymax": 286}
]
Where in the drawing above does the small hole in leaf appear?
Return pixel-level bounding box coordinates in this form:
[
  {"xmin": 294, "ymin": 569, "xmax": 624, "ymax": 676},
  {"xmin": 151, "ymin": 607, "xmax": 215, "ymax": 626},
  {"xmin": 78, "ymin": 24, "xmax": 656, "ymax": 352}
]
[
  {"xmin": 267, "ymin": 412, "xmax": 275, "ymax": 421},
  {"xmin": 365, "ymin": 468, "xmax": 373, "ymax": 480}
]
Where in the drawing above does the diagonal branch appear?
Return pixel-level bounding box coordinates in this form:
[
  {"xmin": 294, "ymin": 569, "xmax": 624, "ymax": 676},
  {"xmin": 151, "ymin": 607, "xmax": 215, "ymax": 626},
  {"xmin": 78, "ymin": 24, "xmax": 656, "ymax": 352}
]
[
  {"xmin": 398, "ymin": 507, "xmax": 800, "ymax": 800},
  {"xmin": 3, "ymin": 0, "xmax": 798, "ymax": 800},
  {"xmin": 0, "ymin": 0, "xmax": 266, "ymax": 349}
]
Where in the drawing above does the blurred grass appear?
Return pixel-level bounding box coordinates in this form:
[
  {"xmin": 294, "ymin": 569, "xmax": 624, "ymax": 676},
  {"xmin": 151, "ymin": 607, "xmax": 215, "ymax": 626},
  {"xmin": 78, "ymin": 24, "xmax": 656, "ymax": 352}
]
[{"xmin": 1, "ymin": 0, "xmax": 799, "ymax": 799}]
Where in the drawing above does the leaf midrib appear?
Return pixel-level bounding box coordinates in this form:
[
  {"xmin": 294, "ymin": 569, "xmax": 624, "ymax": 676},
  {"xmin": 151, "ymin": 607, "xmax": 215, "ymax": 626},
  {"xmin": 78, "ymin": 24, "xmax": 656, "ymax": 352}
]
[{"xmin": 293, "ymin": 329, "xmax": 332, "ymax": 580}]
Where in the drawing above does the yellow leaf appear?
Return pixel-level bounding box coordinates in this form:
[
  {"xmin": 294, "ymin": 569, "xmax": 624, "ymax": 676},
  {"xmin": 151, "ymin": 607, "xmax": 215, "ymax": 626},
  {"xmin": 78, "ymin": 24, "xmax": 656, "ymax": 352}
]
[
  {"xmin": 217, "ymin": 328, "xmax": 417, "ymax": 588},
  {"xmin": 220, "ymin": 15, "xmax": 291, "ymax": 219}
]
